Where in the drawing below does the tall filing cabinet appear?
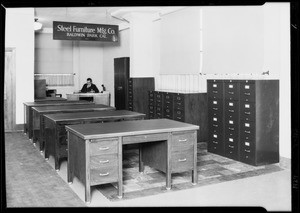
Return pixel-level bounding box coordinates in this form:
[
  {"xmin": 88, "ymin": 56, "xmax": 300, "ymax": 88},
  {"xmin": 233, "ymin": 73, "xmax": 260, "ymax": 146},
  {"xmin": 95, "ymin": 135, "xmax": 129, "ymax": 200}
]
[
  {"xmin": 207, "ymin": 79, "xmax": 279, "ymax": 166},
  {"xmin": 127, "ymin": 78, "xmax": 155, "ymax": 118},
  {"xmin": 114, "ymin": 57, "xmax": 129, "ymax": 110},
  {"xmin": 148, "ymin": 91, "xmax": 208, "ymax": 142}
]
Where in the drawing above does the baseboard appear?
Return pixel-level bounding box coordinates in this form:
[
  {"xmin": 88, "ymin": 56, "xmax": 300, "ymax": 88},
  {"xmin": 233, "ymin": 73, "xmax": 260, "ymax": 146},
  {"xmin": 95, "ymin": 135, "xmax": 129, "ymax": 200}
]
[{"xmin": 279, "ymin": 156, "xmax": 291, "ymax": 171}]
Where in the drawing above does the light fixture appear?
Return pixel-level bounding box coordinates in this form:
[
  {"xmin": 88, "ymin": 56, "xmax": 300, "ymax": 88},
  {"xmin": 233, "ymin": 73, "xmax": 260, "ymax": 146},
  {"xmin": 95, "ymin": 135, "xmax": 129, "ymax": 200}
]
[{"xmin": 34, "ymin": 18, "xmax": 43, "ymax": 31}]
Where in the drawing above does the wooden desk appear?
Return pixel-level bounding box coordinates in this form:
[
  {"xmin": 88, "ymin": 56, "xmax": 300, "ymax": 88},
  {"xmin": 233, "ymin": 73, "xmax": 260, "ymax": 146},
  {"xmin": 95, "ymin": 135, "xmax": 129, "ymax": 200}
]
[
  {"xmin": 32, "ymin": 104, "xmax": 115, "ymax": 145},
  {"xmin": 66, "ymin": 119, "xmax": 199, "ymax": 202},
  {"xmin": 67, "ymin": 92, "xmax": 110, "ymax": 105},
  {"xmin": 23, "ymin": 100, "xmax": 92, "ymax": 138},
  {"xmin": 44, "ymin": 110, "xmax": 145, "ymax": 171},
  {"xmin": 34, "ymin": 97, "xmax": 67, "ymax": 102}
]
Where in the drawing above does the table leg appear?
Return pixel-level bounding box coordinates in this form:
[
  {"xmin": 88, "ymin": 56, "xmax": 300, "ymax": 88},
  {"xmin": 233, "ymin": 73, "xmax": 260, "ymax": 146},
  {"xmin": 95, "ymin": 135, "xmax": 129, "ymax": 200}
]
[
  {"xmin": 39, "ymin": 116, "xmax": 44, "ymax": 152},
  {"xmin": 54, "ymin": 126, "xmax": 60, "ymax": 171},
  {"xmin": 67, "ymin": 132, "xmax": 73, "ymax": 184},
  {"xmin": 117, "ymin": 137, "xmax": 123, "ymax": 198},
  {"xmin": 192, "ymin": 131, "xmax": 198, "ymax": 185},
  {"xmin": 85, "ymin": 139, "xmax": 91, "ymax": 203},
  {"xmin": 166, "ymin": 133, "xmax": 172, "ymax": 190},
  {"xmin": 139, "ymin": 144, "xmax": 144, "ymax": 173}
]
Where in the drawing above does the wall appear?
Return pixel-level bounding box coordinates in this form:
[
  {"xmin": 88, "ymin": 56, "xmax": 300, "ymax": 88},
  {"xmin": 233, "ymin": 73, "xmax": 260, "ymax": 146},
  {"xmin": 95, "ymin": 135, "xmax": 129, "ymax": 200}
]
[
  {"xmin": 102, "ymin": 28, "xmax": 130, "ymax": 107},
  {"xmin": 5, "ymin": 8, "xmax": 35, "ymax": 124}
]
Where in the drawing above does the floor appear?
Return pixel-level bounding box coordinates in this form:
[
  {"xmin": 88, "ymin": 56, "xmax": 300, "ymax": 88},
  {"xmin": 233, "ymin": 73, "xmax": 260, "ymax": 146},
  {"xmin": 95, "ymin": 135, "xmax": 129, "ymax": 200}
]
[{"xmin": 5, "ymin": 132, "xmax": 292, "ymax": 210}]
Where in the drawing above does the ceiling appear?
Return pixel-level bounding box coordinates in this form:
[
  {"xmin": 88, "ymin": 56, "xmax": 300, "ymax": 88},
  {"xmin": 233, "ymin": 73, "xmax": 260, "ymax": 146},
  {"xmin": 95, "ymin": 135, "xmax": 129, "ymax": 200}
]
[{"xmin": 34, "ymin": 6, "xmax": 186, "ymax": 29}]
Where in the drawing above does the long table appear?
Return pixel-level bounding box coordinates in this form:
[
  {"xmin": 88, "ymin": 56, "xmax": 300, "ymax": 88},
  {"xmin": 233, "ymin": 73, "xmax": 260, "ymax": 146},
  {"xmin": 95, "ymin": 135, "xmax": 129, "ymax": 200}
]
[
  {"xmin": 23, "ymin": 100, "xmax": 93, "ymax": 138},
  {"xmin": 43, "ymin": 110, "xmax": 145, "ymax": 171},
  {"xmin": 31, "ymin": 104, "xmax": 115, "ymax": 145},
  {"xmin": 34, "ymin": 97, "xmax": 67, "ymax": 102},
  {"xmin": 66, "ymin": 118, "xmax": 199, "ymax": 203}
]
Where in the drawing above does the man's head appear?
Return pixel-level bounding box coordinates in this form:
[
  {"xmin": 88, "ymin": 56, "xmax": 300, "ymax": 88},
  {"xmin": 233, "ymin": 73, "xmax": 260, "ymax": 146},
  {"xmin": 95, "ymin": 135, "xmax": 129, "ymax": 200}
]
[{"xmin": 87, "ymin": 78, "xmax": 92, "ymax": 85}]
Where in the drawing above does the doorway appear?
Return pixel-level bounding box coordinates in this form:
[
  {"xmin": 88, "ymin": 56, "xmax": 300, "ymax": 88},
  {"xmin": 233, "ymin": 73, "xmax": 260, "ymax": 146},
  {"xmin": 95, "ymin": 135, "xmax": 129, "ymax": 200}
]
[{"xmin": 4, "ymin": 48, "xmax": 16, "ymax": 132}]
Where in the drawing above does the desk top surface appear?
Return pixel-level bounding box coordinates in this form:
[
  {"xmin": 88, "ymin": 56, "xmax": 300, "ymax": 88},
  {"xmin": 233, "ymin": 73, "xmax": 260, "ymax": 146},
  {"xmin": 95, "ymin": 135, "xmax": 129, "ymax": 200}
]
[
  {"xmin": 44, "ymin": 110, "xmax": 145, "ymax": 122},
  {"xmin": 66, "ymin": 119, "xmax": 199, "ymax": 139},
  {"xmin": 69, "ymin": 93, "xmax": 109, "ymax": 97},
  {"xmin": 24, "ymin": 100, "xmax": 92, "ymax": 107},
  {"xmin": 32, "ymin": 104, "xmax": 115, "ymax": 113}
]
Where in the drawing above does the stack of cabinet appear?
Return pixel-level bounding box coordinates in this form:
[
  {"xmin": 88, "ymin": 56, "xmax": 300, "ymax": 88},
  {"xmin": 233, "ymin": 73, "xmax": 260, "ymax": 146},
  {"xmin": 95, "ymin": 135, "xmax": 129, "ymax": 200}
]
[
  {"xmin": 148, "ymin": 91, "xmax": 208, "ymax": 142},
  {"xmin": 207, "ymin": 79, "xmax": 279, "ymax": 166},
  {"xmin": 127, "ymin": 78, "xmax": 155, "ymax": 118}
]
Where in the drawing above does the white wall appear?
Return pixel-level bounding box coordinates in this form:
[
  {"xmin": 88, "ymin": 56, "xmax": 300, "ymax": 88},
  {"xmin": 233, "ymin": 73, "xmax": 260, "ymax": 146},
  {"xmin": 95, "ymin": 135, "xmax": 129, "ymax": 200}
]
[
  {"xmin": 102, "ymin": 29, "xmax": 130, "ymax": 107},
  {"xmin": 5, "ymin": 8, "xmax": 35, "ymax": 124}
]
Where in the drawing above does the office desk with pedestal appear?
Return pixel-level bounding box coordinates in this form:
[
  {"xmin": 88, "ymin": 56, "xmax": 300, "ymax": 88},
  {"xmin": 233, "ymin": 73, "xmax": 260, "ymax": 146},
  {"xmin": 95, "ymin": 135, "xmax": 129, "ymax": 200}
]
[
  {"xmin": 66, "ymin": 118, "xmax": 199, "ymax": 203},
  {"xmin": 43, "ymin": 110, "xmax": 145, "ymax": 171},
  {"xmin": 23, "ymin": 100, "xmax": 93, "ymax": 139},
  {"xmin": 67, "ymin": 92, "xmax": 110, "ymax": 106},
  {"xmin": 32, "ymin": 104, "xmax": 115, "ymax": 147}
]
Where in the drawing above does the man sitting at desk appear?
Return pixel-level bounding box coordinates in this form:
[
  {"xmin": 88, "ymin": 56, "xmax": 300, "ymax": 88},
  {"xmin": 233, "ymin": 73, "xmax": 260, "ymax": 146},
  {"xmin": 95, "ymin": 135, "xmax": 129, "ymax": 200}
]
[
  {"xmin": 80, "ymin": 78, "xmax": 99, "ymax": 102},
  {"xmin": 81, "ymin": 78, "xmax": 99, "ymax": 93}
]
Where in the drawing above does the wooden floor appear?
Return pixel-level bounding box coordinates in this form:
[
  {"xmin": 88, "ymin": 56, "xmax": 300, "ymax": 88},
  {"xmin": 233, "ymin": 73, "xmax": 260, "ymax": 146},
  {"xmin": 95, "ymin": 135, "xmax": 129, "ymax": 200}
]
[{"xmin": 4, "ymin": 132, "xmax": 86, "ymax": 207}]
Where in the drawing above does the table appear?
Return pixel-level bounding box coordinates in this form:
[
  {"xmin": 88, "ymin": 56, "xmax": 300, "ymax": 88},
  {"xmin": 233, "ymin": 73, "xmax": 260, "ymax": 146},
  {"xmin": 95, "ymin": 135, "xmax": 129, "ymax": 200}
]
[
  {"xmin": 66, "ymin": 118, "xmax": 199, "ymax": 202},
  {"xmin": 43, "ymin": 110, "xmax": 146, "ymax": 171},
  {"xmin": 66, "ymin": 92, "xmax": 110, "ymax": 105},
  {"xmin": 32, "ymin": 104, "xmax": 115, "ymax": 145},
  {"xmin": 34, "ymin": 97, "xmax": 66, "ymax": 102},
  {"xmin": 23, "ymin": 100, "xmax": 93, "ymax": 139}
]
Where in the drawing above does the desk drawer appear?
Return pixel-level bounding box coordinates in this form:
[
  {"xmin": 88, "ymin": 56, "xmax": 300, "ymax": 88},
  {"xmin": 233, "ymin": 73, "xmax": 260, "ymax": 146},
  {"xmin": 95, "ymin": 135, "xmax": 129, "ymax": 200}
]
[
  {"xmin": 171, "ymin": 149, "xmax": 194, "ymax": 173},
  {"xmin": 89, "ymin": 138, "xmax": 118, "ymax": 156},
  {"xmin": 90, "ymin": 166, "xmax": 118, "ymax": 185},
  {"xmin": 172, "ymin": 132, "xmax": 195, "ymax": 149},
  {"xmin": 90, "ymin": 154, "xmax": 118, "ymax": 169}
]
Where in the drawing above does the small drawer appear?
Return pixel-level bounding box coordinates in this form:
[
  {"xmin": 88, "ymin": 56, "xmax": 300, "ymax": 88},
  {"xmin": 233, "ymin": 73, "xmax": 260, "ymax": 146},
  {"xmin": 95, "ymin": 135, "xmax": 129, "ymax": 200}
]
[
  {"xmin": 156, "ymin": 107, "xmax": 162, "ymax": 113},
  {"xmin": 163, "ymin": 108, "xmax": 172, "ymax": 114},
  {"xmin": 172, "ymin": 132, "xmax": 195, "ymax": 149},
  {"xmin": 208, "ymin": 98, "xmax": 223, "ymax": 111},
  {"xmin": 224, "ymin": 81, "xmax": 239, "ymax": 100},
  {"xmin": 208, "ymin": 139, "xmax": 224, "ymax": 155},
  {"xmin": 149, "ymin": 105, "xmax": 155, "ymax": 111},
  {"xmin": 174, "ymin": 102, "xmax": 184, "ymax": 110},
  {"xmin": 240, "ymin": 81, "xmax": 255, "ymax": 102},
  {"xmin": 207, "ymin": 80, "xmax": 224, "ymax": 99},
  {"xmin": 225, "ymin": 100, "xmax": 239, "ymax": 114},
  {"xmin": 90, "ymin": 166, "xmax": 118, "ymax": 185},
  {"xmin": 171, "ymin": 149, "xmax": 194, "ymax": 173},
  {"xmin": 174, "ymin": 94, "xmax": 184, "ymax": 102},
  {"xmin": 89, "ymin": 139, "xmax": 118, "ymax": 156},
  {"xmin": 90, "ymin": 154, "xmax": 118, "ymax": 169}
]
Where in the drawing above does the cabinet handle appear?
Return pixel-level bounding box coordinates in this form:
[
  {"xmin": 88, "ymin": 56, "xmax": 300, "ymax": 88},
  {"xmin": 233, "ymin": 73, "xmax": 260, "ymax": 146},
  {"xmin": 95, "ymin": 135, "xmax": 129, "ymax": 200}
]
[
  {"xmin": 228, "ymin": 91, "xmax": 234, "ymax": 94},
  {"xmin": 244, "ymin": 112, "xmax": 251, "ymax": 115},
  {"xmin": 244, "ymin": 92, "xmax": 250, "ymax": 96},
  {"xmin": 229, "ymin": 145, "xmax": 234, "ymax": 148},
  {"xmin": 229, "ymin": 127, "xmax": 234, "ymax": 131},
  {"xmin": 178, "ymin": 158, "xmax": 187, "ymax": 162},
  {"xmin": 99, "ymin": 172, "xmax": 109, "ymax": 176},
  {"xmin": 213, "ymin": 108, "xmax": 218, "ymax": 110},
  {"xmin": 179, "ymin": 139, "xmax": 187, "ymax": 142},
  {"xmin": 212, "ymin": 141, "xmax": 218, "ymax": 144},
  {"xmin": 213, "ymin": 91, "xmax": 217, "ymax": 93},
  {"xmin": 213, "ymin": 124, "xmax": 218, "ymax": 127},
  {"xmin": 229, "ymin": 109, "xmax": 234, "ymax": 113},
  {"xmin": 99, "ymin": 160, "xmax": 109, "ymax": 164},
  {"xmin": 245, "ymin": 149, "xmax": 251, "ymax": 153},
  {"xmin": 176, "ymin": 117, "xmax": 182, "ymax": 120},
  {"xmin": 99, "ymin": 147, "xmax": 109, "ymax": 151},
  {"xmin": 245, "ymin": 130, "xmax": 250, "ymax": 134}
]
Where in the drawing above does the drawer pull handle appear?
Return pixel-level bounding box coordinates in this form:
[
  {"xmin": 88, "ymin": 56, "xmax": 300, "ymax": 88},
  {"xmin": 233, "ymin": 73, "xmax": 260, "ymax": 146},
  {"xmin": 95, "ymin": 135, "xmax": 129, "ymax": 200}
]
[
  {"xmin": 99, "ymin": 172, "xmax": 109, "ymax": 176},
  {"xmin": 229, "ymin": 127, "xmax": 234, "ymax": 131},
  {"xmin": 179, "ymin": 139, "xmax": 187, "ymax": 142},
  {"xmin": 229, "ymin": 110, "xmax": 234, "ymax": 113},
  {"xmin": 213, "ymin": 124, "xmax": 218, "ymax": 127},
  {"xmin": 245, "ymin": 149, "xmax": 251, "ymax": 153},
  {"xmin": 244, "ymin": 112, "xmax": 251, "ymax": 115},
  {"xmin": 229, "ymin": 145, "xmax": 234, "ymax": 148},
  {"xmin": 244, "ymin": 93, "xmax": 250, "ymax": 96},
  {"xmin": 213, "ymin": 108, "xmax": 218, "ymax": 110},
  {"xmin": 99, "ymin": 147, "xmax": 109, "ymax": 151},
  {"xmin": 177, "ymin": 117, "xmax": 182, "ymax": 119},
  {"xmin": 212, "ymin": 141, "xmax": 218, "ymax": 144},
  {"xmin": 228, "ymin": 91, "xmax": 234, "ymax": 94},
  {"xmin": 245, "ymin": 130, "xmax": 250, "ymax": 134},
  {"xmin": 213, "ymin": 91, "xmax": 218, "ymax": 93},
  {"xmin": 99, "ymin": 160, "xmax": 109, "ymax": 164},
  {"xmin": 178, "ymin": 158, "xmax": 187, "ymax": 162}
]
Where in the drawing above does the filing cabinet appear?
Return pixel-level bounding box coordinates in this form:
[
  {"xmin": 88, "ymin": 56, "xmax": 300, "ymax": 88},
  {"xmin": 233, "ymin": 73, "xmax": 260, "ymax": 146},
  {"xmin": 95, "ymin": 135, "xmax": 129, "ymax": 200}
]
[
  {"xmin": 207, "ymin": 79, "xmax": 279, "ymax": 166},
  {"xmin": 148, "ymin": 91, "xmax": 208, "ymax": 142},
  {"xmin": 127, "ymin": 78, "xmax": 155, "ymax": 118}
]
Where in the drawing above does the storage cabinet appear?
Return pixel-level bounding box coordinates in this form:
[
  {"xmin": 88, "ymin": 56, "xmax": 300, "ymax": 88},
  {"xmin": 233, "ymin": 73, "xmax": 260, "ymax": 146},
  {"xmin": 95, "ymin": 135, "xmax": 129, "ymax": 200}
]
[
  {"xmin": 127, "ymin": 78, "xmax": 155, "ymax": 118},
  {"xmin": 148, "ymin": 91, "xmax": 208, "ymax": 142},
  {"xmin": 207, "ymin": 79, "xmax": 279, "ymax": 166}
]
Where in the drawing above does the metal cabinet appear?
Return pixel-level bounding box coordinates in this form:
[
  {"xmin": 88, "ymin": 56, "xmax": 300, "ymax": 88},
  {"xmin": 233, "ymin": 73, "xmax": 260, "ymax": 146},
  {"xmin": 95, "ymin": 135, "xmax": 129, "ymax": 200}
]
[{"xmin": 207, "ymin": 79, "xmax": 279, "ymax": 166}]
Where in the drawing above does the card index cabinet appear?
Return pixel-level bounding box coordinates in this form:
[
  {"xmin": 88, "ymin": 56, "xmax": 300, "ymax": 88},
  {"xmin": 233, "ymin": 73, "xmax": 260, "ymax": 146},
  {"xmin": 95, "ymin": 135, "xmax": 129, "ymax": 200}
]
[
  {"xmin": 148, "ymin": 91, "xmax": 208, "ymax": 142},
  {"xmin": 127, "ymin": 78, "xmax": 155, "ymax": 118},
  {"xmin": 207, "ymin": 79, "xmax": 279, "ymax": 166}
]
